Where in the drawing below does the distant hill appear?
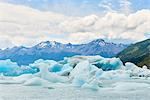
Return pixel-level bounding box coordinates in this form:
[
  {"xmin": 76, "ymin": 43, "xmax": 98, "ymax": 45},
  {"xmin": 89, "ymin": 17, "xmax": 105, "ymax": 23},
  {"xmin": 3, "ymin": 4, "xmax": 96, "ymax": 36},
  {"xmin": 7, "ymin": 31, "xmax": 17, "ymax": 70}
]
[
  {"xmin": 117, "ymin": 39, "xmax": 150, "ymax": 68},
  {"xmin": 0, "ymin": 39, "xmax": 128, "ymax": 65}
]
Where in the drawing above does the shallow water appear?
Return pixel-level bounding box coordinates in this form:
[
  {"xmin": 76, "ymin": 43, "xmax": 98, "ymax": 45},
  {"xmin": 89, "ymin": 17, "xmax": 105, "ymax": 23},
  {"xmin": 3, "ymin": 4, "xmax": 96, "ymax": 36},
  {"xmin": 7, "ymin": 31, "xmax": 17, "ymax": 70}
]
[{"xmin": 1, "ymin": 79, "xmax": 150, "ymax": 100}]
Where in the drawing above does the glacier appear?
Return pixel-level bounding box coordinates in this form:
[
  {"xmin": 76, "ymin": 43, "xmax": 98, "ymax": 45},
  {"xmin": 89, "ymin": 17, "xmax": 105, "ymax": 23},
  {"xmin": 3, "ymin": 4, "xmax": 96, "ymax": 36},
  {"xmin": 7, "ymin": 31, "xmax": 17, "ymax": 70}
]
[{"xmin": 0, "ymin": 55, "xmax": 150, "ymax": 91}]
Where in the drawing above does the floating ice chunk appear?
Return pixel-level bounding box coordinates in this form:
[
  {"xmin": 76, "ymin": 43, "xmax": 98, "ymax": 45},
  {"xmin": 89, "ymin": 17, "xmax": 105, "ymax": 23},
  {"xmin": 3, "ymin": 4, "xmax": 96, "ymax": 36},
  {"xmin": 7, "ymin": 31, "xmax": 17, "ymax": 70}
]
[
  {"xmin": 81, "ymin": 78, "xmax": 101, "ymax": 90},
  {"xmin": 66, "ymin": 55, "xmax": 103, "ymax": 65},
  {"xmin": 34, "ymin": 63, "xmax": 68, "ymax": 83},
  {"xmin": 62, "ymin": 63, "xmax": 73, "ymax": 71},
  {"xmin": 143, "ymin": 65, "xmax": 148, "ymax": 69},
  {"xmin": 99, "ymin": 70, "xmax": 130, "ymax": 80},
  {"xmin": 64, "ymin": 57, "xmax": 82, "ymax": 68},
  {"xmin": 138, "ymin": 65, "xmax": 150, "ymax": 77},
  {"xmin": 57, "ymin": 63, "xmax": 73, "ymax": 76},
  {"xmin": 125, "ymin": 62, "xmax": 141, "ymax": 77},
  {"xmin": 59, "ymin": 58, "xmax": 68, "ymax": 64},
  {"xmin": 70, "ymin": 60, "xmax": 103, "ymax": 88},
  {"xmin": 49, "ymin": 64, "xmax": 62, "ymax": 72},
  {"xmin": 95, "ymin": 69, "xmax": 103, "ymax": 79},
  {"xmin": 30, "ymin": 59, "xmax": 64, "ymax": 73},
  {"xmin": 89, "ymin": 65, "xmax": 100, "ymax": 76},
  {"xmin": 142, "ymin": 65, "xmax": 148, "ymax": 70},
  {"xmin": 125, "ymin": 62, "xmax": 150, "ymax": 77},
  {"xmin": 72, "ymin": 77, "xmax": 87, "ymax": 87},
  {"xmin": 70, "ymin": 60, "xmax": 90, "ymax": 80},
  {"xmin": 29, "ymin": 59, "xmax": 56, "ymax": 68},
  {"xmin": 19, "ymin": 66, "xmax": 38, "ymax": 75},
  {"xmin": 85, "ymin": 56, "xmax": 104, "ymax": 63},
  {"xmin": 33, "ymin": 59, "xmax": 73, "ymax": 76},
  {"xmin": 0, "ymin": 59, "xmax": 20, "ymax": 75},
  {"xmin": 0, "ymin": 59, "xmax": 37, "ymax": 76},
  {"xmin": 93, "ymin": 58, "xmax": 124, "ymax": 71},
  {"xmin": 1, "ymin": 55, "xmax": 149, "ymax": 90},
  {"xmin": 125, "ymin": 62, "xmax": 138, "ymax": 70},
  {"xmin": 70, "ymin": 60, "xmax": 91, "ymax": 86},
  {"xmin": 43, "ymin": 73, "xmax": 69, "ymax": 83},
  {"xmin": 67, "ymin": 59, "xmax": 103, "ymax": 88},
  {"xmin": 0, "ymin": 59, "xmax": 17, "ymax": 71},
  {"xmin": 89, "ymin": 65, "xmax": 103, "ymax": 79}
]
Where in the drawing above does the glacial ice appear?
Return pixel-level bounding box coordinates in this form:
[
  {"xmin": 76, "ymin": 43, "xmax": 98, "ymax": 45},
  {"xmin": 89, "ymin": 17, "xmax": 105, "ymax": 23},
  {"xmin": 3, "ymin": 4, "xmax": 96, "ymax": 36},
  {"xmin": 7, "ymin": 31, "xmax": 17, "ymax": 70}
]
[
  {"xmin": 0, "ymin": 55, "xmax": 150, "ymax": 90},
  {"xmin": 81, "ymin": 78, "xmax": 101, "ymax": 90},
  {"xmin": 70, "ymin": 60, "xmax": 91, "ymax": 87},
  {"xmin": 125, "ymin": 62, "xmax": 150, "ymax": 77},
  {"xmin": 93, "ymin": 57, "xmax": 124, "ymax": 71},
  {"xmin": 99, "ymin": 70, "xmax": 131, "ymax": 80},
  {"xmin": 30, "ymin": 61, "xmax": 69, "ymax": 83},
  {"xmin": 0, "ymin": 59, "xmax": 20, "ymax": 75},
  {"xmin": 57, "ymin": 63, "xmax": 73, "ymax": 76},
  {"xmin": 0, "ymin": 59, "xmax": 37, "ymax": 76}
]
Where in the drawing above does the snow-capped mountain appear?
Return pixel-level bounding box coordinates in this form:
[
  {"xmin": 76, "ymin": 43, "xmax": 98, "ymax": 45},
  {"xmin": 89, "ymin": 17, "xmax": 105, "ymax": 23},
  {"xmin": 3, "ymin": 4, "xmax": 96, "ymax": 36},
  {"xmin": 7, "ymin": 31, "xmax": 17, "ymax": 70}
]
[{"xmin": 0, "ymin": 39, "xmax": 128, "ymax": 65}]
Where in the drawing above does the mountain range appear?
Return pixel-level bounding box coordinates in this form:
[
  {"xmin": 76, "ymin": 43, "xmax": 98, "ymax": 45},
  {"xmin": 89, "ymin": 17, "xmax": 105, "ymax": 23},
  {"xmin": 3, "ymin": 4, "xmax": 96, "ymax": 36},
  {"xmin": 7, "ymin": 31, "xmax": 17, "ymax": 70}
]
[
  {"xmin": 117, "ymin": 39, "xmax": 150, "ymax": 68},
  {"xmin": 0, "ymin": 39, "xmax": 128, "ymax": 65}
]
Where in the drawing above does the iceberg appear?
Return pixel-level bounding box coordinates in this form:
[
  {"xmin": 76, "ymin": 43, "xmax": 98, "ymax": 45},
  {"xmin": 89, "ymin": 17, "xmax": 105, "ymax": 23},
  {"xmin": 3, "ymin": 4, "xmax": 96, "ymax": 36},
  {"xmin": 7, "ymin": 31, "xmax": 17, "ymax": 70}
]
[
  {"xmin": 125, "ymin": 62, "xmax": 150, "ymax": 77},
  {"xmin": 81, "ymin": 78, "xmax": 101, "ymax": 90},
  {"xmin": 70, "ymin": 60, "xmax": 102, "ymax": 88},
  {"xmin": 70, "ymin": 60, "xmax": 91, "ymax": 87},
  {"xmin": 31, "ymin": 62, "xmax": 69, "ymax": 83},
  {"xmin": 93, "ymin": 58, "xmax": 124, "ymax": 71},
  {"xmin": 0, "ymin": 60, "xmax": 37, "ymax": 76},
  {"xmin": 99, "ymin": 70, "xmax": 131, "ymax": 80},
  {"xmin": 0, "ymin": 55, "xmax": 150, "ymax": 90},
  {"xmin": 57, "ymin": 63, "xmax": 73, "ymax": 76}
]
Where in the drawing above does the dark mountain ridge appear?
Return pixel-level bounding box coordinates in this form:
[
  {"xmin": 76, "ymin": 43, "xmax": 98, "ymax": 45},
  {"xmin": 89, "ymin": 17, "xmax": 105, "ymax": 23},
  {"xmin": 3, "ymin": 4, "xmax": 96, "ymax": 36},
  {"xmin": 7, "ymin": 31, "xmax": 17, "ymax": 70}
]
[{"xmin": 117, "ymin": 39, "xmax": 150, "ymax": 68}]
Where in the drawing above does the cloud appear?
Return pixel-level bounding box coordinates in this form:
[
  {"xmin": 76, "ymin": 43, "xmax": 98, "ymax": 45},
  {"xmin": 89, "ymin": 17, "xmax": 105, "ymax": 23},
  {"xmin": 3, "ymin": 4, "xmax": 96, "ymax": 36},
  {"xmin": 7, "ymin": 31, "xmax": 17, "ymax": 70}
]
[
  {"xmin": 61, "ymin": 10, "xmax": 149, "ymax": 43},
  {"xmin": 59, "ymin": 15, "xmax": 98, "ymax": 33},
  {"xmin": 0, "ymin": 34, "xmax": 13, "ymax": 49},
  {"xmin": 67, "ymin": 32, "xmax": 106, "ymax": 44},
  {"xmin": 119, "ymin": 0, "xmax": 132, "ymax": 15},
  {"xmin": 0, "ymin": 2, "xmax": 150, "ymax": 48},
  {"xmin": 98, "ymin": 0, "xmax": 115, "ymax": 12},
  {"xmin": 98, "ymin": 0, "xmax": 132, "ymax": 15}
]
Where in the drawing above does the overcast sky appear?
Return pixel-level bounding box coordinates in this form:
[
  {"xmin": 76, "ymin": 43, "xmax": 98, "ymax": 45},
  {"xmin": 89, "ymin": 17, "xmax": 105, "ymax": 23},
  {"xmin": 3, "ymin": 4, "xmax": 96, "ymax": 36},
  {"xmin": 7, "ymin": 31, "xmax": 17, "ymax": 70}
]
[{"xmin": 0, "ymin": 0, "xmax": 150, "ymax": 49}]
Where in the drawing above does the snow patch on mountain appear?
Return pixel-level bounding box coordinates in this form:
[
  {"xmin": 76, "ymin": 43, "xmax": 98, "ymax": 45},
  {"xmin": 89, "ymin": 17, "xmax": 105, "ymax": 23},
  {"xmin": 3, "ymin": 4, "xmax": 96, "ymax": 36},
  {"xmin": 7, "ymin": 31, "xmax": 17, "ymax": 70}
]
[{"xmin": 0, "ymin": 39, "xmax": 128, "ymax": 65}]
